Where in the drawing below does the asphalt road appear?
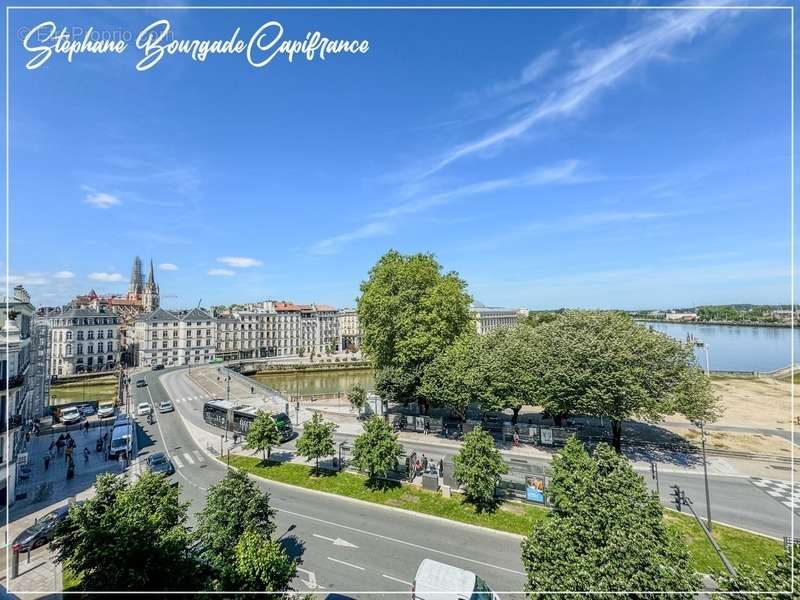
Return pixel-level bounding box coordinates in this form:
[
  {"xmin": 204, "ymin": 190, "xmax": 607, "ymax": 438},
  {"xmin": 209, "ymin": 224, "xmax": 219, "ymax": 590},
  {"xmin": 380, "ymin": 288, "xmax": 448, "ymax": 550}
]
[{"xmin": 131, "ymin": 368, "xmax": 529, "ymax": 597}]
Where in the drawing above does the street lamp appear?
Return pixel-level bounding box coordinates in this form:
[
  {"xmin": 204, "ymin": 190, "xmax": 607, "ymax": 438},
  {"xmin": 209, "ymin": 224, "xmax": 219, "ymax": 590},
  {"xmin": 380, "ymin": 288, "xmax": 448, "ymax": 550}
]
[{"xmin": 690, "ymin": 339, "xmax": 713, "ymax": 531}]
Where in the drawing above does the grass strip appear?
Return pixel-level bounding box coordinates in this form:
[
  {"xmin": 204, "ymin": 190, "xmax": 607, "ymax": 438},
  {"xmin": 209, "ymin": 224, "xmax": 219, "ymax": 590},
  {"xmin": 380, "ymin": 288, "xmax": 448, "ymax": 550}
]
[
  {"xmin": 50, "ymin": 377, "xmax": 118, "ymax": 405},
  {"xmin": 230, "ymin": 455, "xmax": 782, "ymax": 576}
]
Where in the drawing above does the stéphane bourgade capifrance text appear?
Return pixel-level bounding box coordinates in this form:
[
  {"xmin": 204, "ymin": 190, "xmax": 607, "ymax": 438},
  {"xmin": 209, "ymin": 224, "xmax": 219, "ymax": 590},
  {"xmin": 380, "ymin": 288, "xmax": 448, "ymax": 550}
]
[{"xmin": 22, "ymin": 19, "xmax": 371, "ymax": 72}]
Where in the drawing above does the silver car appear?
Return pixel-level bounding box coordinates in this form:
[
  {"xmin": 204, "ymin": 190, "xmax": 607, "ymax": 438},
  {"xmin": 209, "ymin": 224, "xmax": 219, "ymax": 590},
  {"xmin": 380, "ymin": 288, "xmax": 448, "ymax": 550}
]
[{"xmin": 158, "ymin": 401, "xmax": 174, "ymax": 413}]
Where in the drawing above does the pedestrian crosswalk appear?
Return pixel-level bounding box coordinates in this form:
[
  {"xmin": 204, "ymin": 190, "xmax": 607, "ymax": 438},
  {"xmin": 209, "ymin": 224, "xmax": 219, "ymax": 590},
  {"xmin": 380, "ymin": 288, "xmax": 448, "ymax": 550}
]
[
  {"xmin": 171, "ymin": 451, "xmax": 205, "ymax": 471},
  {"xmin": 172, "ymin": 394, "xmax": 213, "ymax": 404},
  {"xmin": 751, "ymin": 477, "xmax": 800, "ymax": 513}
]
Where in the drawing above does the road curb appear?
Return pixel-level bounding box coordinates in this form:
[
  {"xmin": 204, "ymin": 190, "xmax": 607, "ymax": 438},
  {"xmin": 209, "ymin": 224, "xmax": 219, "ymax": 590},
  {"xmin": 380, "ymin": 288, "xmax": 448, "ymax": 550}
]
[{"xmin": 179, "ymin": 413, "xmax": 525, "ymax": 541}]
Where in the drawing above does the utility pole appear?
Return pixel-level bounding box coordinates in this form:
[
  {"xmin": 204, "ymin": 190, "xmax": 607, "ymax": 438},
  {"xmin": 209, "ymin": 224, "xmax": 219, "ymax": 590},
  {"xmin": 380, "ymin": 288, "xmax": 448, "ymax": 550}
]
[
  {"xmin": 698, "ymin": 420, "xmax": 713, "ymax": 531},
  {"xmin": 671, "ymin": 485, "xmax": 735, "ymax": 577},
  {"xmin": 650, "ymin": 460, "xmax": 660, "ymax": 496}
]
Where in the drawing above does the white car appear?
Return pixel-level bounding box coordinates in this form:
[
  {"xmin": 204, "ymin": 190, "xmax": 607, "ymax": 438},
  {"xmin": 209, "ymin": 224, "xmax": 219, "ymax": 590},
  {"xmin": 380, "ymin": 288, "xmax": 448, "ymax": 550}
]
[
  {"xmin": 60, "ymin": 407, "xmax": 82, "ymax": 425},
  {"xmin": 97, "ymin": 401, "xmax": 115, "ymax": 419},
  {"xmin": 412, "ymin": 559, "xmax": 500, "ymax": 600},
  {"xmin": 137, "ymin": 402, "xmax": 152, "ymax": 416}
]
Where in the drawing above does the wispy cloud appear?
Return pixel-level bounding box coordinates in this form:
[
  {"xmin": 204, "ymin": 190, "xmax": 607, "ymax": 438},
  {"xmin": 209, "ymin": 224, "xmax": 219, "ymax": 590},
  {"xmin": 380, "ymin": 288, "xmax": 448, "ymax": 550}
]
[
  {"xmin": 309, "ymin": 222, "xmax": 392, "ymax": 256},
  {"xmin": 9, "ymin": 273, "xmax": 48, "ymax": 286},
  {"xmin": 376, "ymin": 160, "xmax": 587, "ymax": 219},
  {"xmin": 420, "ymin": 6, "xmax": 727, "ymax": 178},
  {"xmin": 53, "ymin": 271, "xmax": 75, "ymax": 279},
  {"xmin": 208, "ymin": 268, "xmax": 235, "ymax": 277},
  {"xmin": 88, "ymin": 272, "xmax": 124, "ymax": 282},
  {"xmin": 159, "ymin": 263, "xmax": 178, "ymax": 271},
  {"xmin": 216, "ymin": 257, "xmax": 263, "ymax": 268},
  {"xmin": 82, "ymin": 186, "xmax": 121, "ymax": 209}
]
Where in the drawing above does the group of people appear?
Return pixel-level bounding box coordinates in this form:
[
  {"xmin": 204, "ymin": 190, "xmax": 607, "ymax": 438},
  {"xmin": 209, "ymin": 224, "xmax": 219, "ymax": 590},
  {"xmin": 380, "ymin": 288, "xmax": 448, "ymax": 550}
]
[{"xmin": 409, "ymin": 452, "xmax": 443, "ymax": 479}]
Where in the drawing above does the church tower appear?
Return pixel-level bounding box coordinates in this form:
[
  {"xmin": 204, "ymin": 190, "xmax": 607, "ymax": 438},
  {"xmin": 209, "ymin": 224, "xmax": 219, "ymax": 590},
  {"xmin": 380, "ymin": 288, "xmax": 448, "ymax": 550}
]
[
  {"xmin": 142, "ymin": 259, "xmax": 160, "ymax": 312},
  {"xmin": 128, "ymin": 256, "xmax": 144, "ymax": 299}
]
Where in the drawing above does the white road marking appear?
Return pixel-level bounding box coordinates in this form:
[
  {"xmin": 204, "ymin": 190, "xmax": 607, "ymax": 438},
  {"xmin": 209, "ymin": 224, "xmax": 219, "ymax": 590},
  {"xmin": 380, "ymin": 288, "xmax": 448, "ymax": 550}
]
[
  {"xmin": 382, "ymin": 573, "xmax": 412, "ymax": 586},
  {"xmin": 193, "ymin": 450, "xmax": 205, "ymax": 462},
  {"xmin": 327, "ymin": 557, "xmax": 364, "ymax": 571},
  {"xmin": 173, "ymin": 455, "xmax": 184, "ymax": 469},
  {"xmin": 278, "ymin": 507, "xmax": 526, "ymax": 576},
  {"xmin": 313, "ymin": 534, "xmax": 358, "ymax": 548},
  {"xmin": 183, "ymin": 453, "xmax": 195, "ymax": 465}
]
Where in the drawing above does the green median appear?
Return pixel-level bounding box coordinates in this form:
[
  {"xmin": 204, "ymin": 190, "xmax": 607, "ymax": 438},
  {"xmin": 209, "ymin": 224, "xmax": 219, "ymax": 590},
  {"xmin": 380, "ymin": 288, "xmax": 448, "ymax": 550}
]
[{"xmin": 229, "ymin": 455, "xmax": 782, "ymax": 577}]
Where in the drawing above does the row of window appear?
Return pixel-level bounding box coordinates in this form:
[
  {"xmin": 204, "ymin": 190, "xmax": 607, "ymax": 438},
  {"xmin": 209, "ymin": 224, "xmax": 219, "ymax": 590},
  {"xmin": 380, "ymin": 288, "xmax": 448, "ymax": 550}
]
[
  {"xmin": 150, "ymin": 339, "xmax": 211, "ymax": 349},
  {"xmin": 64, "ymin": 341, "xmax": 114, "ymax": 355},
  {"xmin": 52, "ymin": 317, "xmax": 117, "ymax": 325}
]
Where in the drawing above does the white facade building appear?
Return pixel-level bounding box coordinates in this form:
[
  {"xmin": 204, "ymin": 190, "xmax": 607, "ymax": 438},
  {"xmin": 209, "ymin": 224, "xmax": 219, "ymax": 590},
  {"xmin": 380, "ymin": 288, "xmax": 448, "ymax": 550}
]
[
  {"xmin": 214, "ymin": 300, "xmax": 340, "ymax": 360},
  {"xmin": 1, "ymin": 286, "xmax": 44, "ymax": 504},
  {"xmin": 132, "ymin": 307, "xmax": 216, "ymax": 367},
  {"xmin": 338, "ymin": 308, "xmax": 361, "ymax": 351},
  {"xmin": 45, "ymin": 307, "xmax": 122, "ymax": 376},
  {"xmin": 470, "ymin": 304, "xmax": 521, "ymax": 335}
]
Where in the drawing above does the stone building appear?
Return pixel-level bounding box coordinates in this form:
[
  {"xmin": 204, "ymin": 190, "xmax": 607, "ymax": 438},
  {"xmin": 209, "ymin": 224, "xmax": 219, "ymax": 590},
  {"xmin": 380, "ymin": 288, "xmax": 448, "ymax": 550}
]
[
  {"xmin": 337, "ymin": 308, "xmax": 361, "ymax": 351},
  {"xmin": 131, "ymin": 307, "xmax": 216, "ymax": 367},
  {"xmin": 44, "ymin": 307, "xmax": 122, "ymax": 376},
  {"xmin": 470, "ymin": 302, "xmax": 521, "ymax": 335}
]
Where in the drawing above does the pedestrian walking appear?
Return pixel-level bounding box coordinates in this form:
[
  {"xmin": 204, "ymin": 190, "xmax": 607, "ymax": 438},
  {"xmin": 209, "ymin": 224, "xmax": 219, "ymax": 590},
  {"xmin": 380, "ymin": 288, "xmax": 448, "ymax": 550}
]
[
  {"xmin": 25, "ymin": 431, "xmax": 30, "ymax": 443},
  {"xmin": 44, "ymin": 454, "xmax": 50, "ymax": 471},
  {"xmin": 83, "ymin": 447, "xmax": 90, "ymax": 463},
  {"xmin": 424, "ymin": 420, "xmax": 430, "ymax": 436},
  {"xmin": 513, "ymin": 431, "xmax": 520, "ymax": 448},
  {"xmin": 83, "ymin": 421, "xmax": 90, "ymax": 435},
  {"xmin": 422, "ymin": 454, "xmax": 428, "ymax": 472},
  {"xmin": 48, "ymin": 440, "xmax": 55, "ymax": 453},
  {"xmin": 438, "ymin": 458, "xmax": 443, "ymax": 477},
  {"xmin": 65, "ymin": 446, "xmax": 73, "ymax": 464}
]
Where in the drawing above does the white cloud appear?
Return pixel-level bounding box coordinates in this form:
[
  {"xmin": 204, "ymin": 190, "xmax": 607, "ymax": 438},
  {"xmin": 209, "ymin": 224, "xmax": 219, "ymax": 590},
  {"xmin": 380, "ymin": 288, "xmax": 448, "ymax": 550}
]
[
  {"xmin": 82, "ymin": 186, "xmax": 121, "ymax": 209},
  {"xmin": 53, "ymin": 270, "xmax": 75, "ymax": 279},
  {"xmin": 159, "ymin": 263, "xmax": 178, "ymax": 271},
  {"xmin": 376, "ymin": 160, "xmax": 586, "ymax": 219},
  {"xmin": 216, "ymin": 257, "xmax": 263, "ymax": 268},
  {"xmin": 309, "ymin": 222, "xmax": 391, "ymax": 256},
  {"xmin": 421, "ymin": 6, "xmax": 728, "ymax": 178},
  {"xmin": 88, "ymin": 272, "xmax": 124, "ymax": 282},
  {"xmin": 208, "ymin": 268, "xmax": 235, "ymax": 277}
]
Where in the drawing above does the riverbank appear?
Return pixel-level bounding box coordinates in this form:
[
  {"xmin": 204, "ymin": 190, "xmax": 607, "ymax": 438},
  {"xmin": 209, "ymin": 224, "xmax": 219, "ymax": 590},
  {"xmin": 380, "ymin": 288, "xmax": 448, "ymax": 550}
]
[{"xmin": 635, "ymin": 318, "xmax": 792, "ymax": 329}]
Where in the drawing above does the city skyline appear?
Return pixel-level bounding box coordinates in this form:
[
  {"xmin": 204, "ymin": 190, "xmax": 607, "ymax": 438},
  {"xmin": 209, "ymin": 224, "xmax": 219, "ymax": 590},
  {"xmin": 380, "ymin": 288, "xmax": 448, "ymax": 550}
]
[{"xmin": 8, "ymin": 7, "xmax": 792, "ymax": 310}]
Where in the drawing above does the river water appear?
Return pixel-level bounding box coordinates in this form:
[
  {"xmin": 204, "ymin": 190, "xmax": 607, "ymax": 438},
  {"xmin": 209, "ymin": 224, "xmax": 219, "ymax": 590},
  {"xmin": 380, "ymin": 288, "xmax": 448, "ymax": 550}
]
[
  {"xmin": 640, "ymin": 321, "xmax": 798, "ymax": 373},
  {"xmin": 253, "ymin": 368, "xmax": 376, "ymax": 396}
]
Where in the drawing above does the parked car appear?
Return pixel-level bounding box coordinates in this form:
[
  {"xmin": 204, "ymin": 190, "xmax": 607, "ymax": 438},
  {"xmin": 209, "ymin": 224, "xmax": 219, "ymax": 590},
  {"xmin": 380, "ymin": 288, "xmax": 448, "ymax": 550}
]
[
  {"xmin": 158, "ymin": 401, "xmax": 174, "ymax": 413},
  {"xmin": 152, "ymin": 364, "xmax": 165, "ymax": 371},
  {"xmin": 12, "ymin": 503, "xmax": 83, "ymax": 553},
  {"xmin": 77, "ymin": 404, "xmax": 95, "ymax": 416},
  {"xmin": 60, "ymin": 407, "xmax": 82, "ymax": 425},
  {"xmin": 412, "ymin": 559, "xmax": 499, "ymax": 600},
  {"xmin": 146, "ymin": 452, "xmax": 175, "ymax": 476},
  {"xmin": 137, "ymin": 402, "xmax": 151, "ymax": 416},
  {"xmin": 97, "ymin": 401, "xmax": 115, "ymax": 419},
  {"xmin": 136, "ymin": 379, "xmax": 147, "ymax": 388}
]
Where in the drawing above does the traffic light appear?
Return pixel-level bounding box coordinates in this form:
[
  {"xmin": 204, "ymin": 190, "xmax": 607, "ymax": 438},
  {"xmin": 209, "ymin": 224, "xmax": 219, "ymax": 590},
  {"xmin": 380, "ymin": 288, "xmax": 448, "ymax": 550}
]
[{"xmin": 670, "ymin": 485, "xmax": 682, "ymax": 512}]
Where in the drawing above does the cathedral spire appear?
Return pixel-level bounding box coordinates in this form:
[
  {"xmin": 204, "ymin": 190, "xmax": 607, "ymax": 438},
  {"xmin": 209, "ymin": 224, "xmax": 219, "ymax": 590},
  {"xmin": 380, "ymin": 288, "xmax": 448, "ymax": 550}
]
[{"xmin": 128, "ymin": 256, "xmax": 143, "ymax": 297}]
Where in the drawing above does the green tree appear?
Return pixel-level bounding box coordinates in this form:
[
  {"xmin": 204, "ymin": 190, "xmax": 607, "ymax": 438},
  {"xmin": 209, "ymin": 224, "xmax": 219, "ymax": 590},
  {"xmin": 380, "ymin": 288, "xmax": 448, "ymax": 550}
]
[
  {"xmin": 715, "ymin": 547, "xmax": 796, "ymax": 599},
  {"xmin": 194, "ymin": 468, "xmax": 277, "ymax": 590},
  {"xmin": 295, "ymin": 412, "xmax": 337, "ymax": 470},
  {"xmin": 245, "ymin": 410, "xmax": 282, "ymax": 461},
  {"xmin": 476, "ymin": 325, "xmax": 539, "ymax": 423},
  {"xmin": 453, "ymin": 426, "xmax": 507, "ymax": 509},
  {"xmin": 51, "ymin": 472, "xmax": 195, "ymax": 591},
  {"xmin": 233, "ymin": 529, "xmax": 297, "ymax": 593},
  {"xmin": 347, "ymin": 383, "xmax": 367, "ymax": 413},
  {"xmin": 420, "ymin": 332, "xmax": 481, "ymax": 419},
  {"xmin": 522, "ymin": 438, "xmax": 699, "ymax": 597},
  {"xmin": 350, "ymin": 415, "xmax": 404, "ymax": 481},
  {"xmin": 357, "ymin": 250, "xmax": 472, "ymax": 413},
  {"xmin": 529, "ymin": 311, "xmax": 719, "ymax": 452}
]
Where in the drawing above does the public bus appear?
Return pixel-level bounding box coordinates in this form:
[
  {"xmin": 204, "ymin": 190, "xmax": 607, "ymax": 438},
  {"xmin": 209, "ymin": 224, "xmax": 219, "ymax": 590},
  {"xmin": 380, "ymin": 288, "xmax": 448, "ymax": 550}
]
[
  {"xmin": 109, "ymin": 422, "xmax": 133, "ymax": 458},
  {"xmin": 202, "ymin": 400, "xmax": 293, "ymax": 442}
]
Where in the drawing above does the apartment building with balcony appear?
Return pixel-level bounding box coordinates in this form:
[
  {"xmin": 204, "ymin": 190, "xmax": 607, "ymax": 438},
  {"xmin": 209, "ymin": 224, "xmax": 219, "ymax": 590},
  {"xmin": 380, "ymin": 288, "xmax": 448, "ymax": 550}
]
[
  {"xmin": 131, "ymin": 307, "xmax": 216, "ymax": 367},
  {"xmin": 45, "ymin": 307, "xmax": 122, "ymax": 376}
]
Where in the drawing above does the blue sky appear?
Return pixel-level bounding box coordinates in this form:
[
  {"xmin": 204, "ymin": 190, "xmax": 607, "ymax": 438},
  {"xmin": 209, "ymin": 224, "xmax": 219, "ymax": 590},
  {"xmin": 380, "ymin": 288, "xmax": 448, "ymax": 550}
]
[{"xmin": 6, "ymin": 5, "xmax": 793, "ymax": 310}]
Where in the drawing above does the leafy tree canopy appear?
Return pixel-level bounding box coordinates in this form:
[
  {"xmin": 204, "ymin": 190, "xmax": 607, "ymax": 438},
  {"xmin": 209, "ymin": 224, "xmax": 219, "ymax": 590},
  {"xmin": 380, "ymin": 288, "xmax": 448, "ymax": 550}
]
[
  {"xmin": 453, "ymin": 425, "xmax": 507, "ymax": 509},
  {"xmin": 295, "ymin": 412, "xmax": 337, "ymax": 469},
  {"xmin": 350, "ymin": 415, "xmax": 404, "ymax": 481},
  {"xmin": 347, "ymin": 384, "xmax": 368, "ymax": 413},
  {"xmin": 245, "ymin": 410, "xmax": 282, "ymax": 460},
  {"xmin": 529, "ymin": 310, "xmax": 719, "ymax": 451},
  {"xmin": 194, "ymin": 468, "xmax": 277, "ymax": 590},
  {"xmin": 234, "ymin": 530, "xmax": 297, "ymax": 593},
  {"xmin": 715, "ymin": 546, "xmax": 796, "ymax": 599},
  {"xmin": 522, "ymin": 438, "xmax": 699, "ymax": 598},
  {"xmin": 357, "ymin": 250, "xmax": 472, "ymax": 411},
  {"xmin": 51, "ymin": 472, "xmax": 195, "ymax": 592},
  {"xmin": 420, "ymin": 332, "xmax": 481, "ymax": 418}
]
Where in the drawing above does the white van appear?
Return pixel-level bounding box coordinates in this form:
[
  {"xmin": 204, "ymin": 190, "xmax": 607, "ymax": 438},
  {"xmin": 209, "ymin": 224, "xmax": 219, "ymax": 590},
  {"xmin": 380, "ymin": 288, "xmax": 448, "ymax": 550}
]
[{"xmin": 412, "ymin": 559, "xmax": 499, "ymax": 600}]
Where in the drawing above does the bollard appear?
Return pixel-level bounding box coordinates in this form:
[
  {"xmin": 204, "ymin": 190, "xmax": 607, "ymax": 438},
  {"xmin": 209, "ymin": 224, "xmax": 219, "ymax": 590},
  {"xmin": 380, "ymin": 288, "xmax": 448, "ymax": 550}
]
[
  {"xmin": 27, "ymin": 548, "xmax": 31, "ymax": 564},
  {"xmin": 10, "ymin": 547, "xmax": 19, "ymax": 579}
]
